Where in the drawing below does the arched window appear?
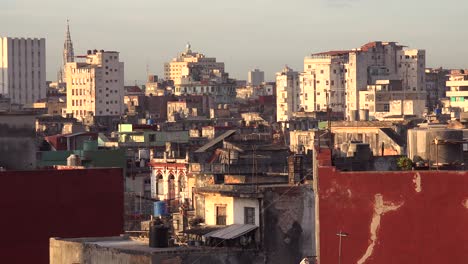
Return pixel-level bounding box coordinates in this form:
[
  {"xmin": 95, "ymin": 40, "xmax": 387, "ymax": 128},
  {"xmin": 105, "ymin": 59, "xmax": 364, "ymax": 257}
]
[
  {"xmin": 178, "ymin": 175, "xmax": 185, "ymax": 193},
  {"xmin": 168, "ymin": 174, "xmax": 175, "ymax": 200},
  {"xmin": 156, "ymin": 174, "xmax": 164, "ymax": 195}
]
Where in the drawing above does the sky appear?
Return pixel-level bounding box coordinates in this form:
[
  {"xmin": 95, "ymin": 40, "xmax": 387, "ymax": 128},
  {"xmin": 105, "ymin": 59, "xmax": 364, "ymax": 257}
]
[{"xmin": 1, "ymin": 0, "xmax": 467, "ymax": 84}]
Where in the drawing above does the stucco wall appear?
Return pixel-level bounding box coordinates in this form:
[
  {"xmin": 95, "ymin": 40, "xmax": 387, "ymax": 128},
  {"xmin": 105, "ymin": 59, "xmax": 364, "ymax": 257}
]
[
  {"xmin": 0, "ymin": 168, "xmax": 124, "ymax": 263},
  {"xmin": 263, "ymin": 186, "xmax": 315, "ymax": 264},
  {"xmin": 317, "ymin": 159, "xmax": 468, "ymax": 264},
  {"xmin": 204, "ymin": 195, "xmax": 234, "ymax": 225},
  {"xmin": 50, "ymin": 237, "xmax": 263, "ymax": 264},
  {"xmin": 233, "ymin": 198, "xmax": 260, "ymax": 226}
]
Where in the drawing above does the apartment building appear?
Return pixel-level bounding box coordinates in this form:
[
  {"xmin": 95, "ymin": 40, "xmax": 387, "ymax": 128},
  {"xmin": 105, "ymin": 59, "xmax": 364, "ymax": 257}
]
[
  {"xmin": 359, "ymin": 80, "xmax": 425, "ymax": 119},
  {"xmin": 0, "ymin": 37, "xmax": 46, "ymax": 105},
  {"xmin": 425, "ymin": 68, "xmax": 449, "ymax": 110},
  {"xmin": 165, "ymin": 44, "xmax": 235, "ymax": 103},
  {"xmin": 276, "ymin": 66, "xmax": 300, "ymax": 122},
  {"xmin": 164, "ymin": 43, "xmax": 224, "ymax": 84},
  {"xmin": 302, "ymin": 51, "xmax": 348, "ymax": 113},
  {"xmin": 301, "ymin": 41, "xmax": 426, "ymax": 120},
  {"xmin": 65, "ymin": 50, "xmax": 124, "ymax": 119},
  {"xmin": 442, "ymin": 69, "xmax": 468, "ymax": 112}
]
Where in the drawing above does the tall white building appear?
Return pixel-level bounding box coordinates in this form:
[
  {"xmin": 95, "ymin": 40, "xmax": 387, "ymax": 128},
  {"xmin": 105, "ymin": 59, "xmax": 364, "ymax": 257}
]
[
  {"xmin": 276, "ymin": 66, "xmax": 300, "ymax": 122},
  {"xmin": 303, "ymin": 51, "xmax": 347, "ymax": 113},
  {"xmin": 248, "ymin": 69, "xmax": 264, "ymax": 87},
  {"xmin": 65, "ymin": 50, "xmax": 124, "ymax": 119},
  {"xmin": 0, "ymin": 37, "xmax": 46, "ymax": 105},
  {"xmin": 302, "ymin": 41, "xmax": 426, "ymax": 120}
]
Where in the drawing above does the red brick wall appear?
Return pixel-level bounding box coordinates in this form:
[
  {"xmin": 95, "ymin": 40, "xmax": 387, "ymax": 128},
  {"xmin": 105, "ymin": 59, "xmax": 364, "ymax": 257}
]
[
  {"xmin": 317, "ymin": 156, "xmax": 468, "ymax": 264},
  {"xmin": 0, "ymin": 168, "xmax": 123, "ymax": 263}
]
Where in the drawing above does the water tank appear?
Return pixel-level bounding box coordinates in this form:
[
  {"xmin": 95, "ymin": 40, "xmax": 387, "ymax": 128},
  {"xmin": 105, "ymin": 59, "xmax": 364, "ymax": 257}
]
[
  {"xmin": 435, "ymin": 108, "xmax": 442, "ymax": 115},
  {"xmin": 154, "ymin": 201, "xmax": 168, "ymax": 217},
  {"xmin": 147, "ymin": 119, "xmax": 154, "ymax": 125},
  {"xmin": 149, "ymin": 224, "xmax": 169, "ymax": 248},
  {"xmin": 83, "ymin": 140, "xmax": 98, "ymax": 151},
  {"xmin": 67, "ymin": 154, "xmax": 81, "ymax": 166},
  {"xmin": 349, "ymin": 110, "xmax": 358, "ymax": 121},
  {"xmin": 359, "ymin": 109, "xmax": 369, "ymax": 121}
]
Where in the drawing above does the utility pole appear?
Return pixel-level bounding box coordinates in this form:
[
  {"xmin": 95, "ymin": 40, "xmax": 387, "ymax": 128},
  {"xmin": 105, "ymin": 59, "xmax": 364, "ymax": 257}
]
[{"xmin": 336, "ymin": 231, "xmax": 348, "ymax": 264}]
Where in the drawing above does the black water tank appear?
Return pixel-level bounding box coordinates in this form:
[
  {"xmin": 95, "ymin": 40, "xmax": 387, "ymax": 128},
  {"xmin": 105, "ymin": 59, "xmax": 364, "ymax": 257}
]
[{"xmin": 149, "ymin": 224, "xmax": 169, "ymax": 248}]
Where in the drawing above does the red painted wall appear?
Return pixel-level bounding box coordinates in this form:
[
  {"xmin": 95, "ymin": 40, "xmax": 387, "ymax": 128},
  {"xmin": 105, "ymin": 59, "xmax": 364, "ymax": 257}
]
[
  {"xmin": 0, "ymin": 168, "xmax": 123, "ymax": 263},
  {"xmin": 317, "ymin": 151, "xmax": 468, "ymax": 264}
]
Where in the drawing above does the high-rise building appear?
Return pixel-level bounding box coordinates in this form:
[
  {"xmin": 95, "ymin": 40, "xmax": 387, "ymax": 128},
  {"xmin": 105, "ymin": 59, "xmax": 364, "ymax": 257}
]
[
  {"xmin": 303, "ymin": 41, "xmax": 426, "ymax": 120},
  {"xmin": 65, "ymin": 50, "xmax": 124, "ymax": 119},
  {"xmin": 276, "ymin": 66, "xmax": 300, "ymax": 122},
  {"xmin": 302, "ymin": 51, "xmax": 347, "ymax": 113},
  {"xmin": 248, "ymin": 69, "xmax": 264, "ymax": 87},
  {"xmin": 165, "ymin": 44, "xmax": 236, "ymax": 103},
  {"xmin": 0, "ymin": 37, "xmax": 46, "ymax": 105},
  {"xmin": 164, "ymin": 43, "xmax": 225, "ymax": 84}
]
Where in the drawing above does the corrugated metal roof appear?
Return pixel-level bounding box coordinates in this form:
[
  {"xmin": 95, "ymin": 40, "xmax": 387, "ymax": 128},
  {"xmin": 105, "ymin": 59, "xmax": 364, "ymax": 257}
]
[{"xmin": 203, "ymin": 224, "xmax": 257, "ymax": 240}]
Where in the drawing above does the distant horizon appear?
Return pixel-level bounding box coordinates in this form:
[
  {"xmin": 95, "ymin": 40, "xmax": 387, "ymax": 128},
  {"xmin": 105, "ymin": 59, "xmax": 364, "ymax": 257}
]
[{"xmin": 2, "ymin": 0, "xmax": 467, "ymax": 83}]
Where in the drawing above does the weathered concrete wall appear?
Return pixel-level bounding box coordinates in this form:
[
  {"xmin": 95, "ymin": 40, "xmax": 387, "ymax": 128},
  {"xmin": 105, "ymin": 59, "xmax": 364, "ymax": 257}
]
[
  {"xmin": 263, "ymin": 185, "xmax": 315, "ymax": 264},
  {"xmin": 0, "ymin": 113, "xmax": 37, "ymax": 170},
  {"xmin": 316, "ymin": 152, "xmax": 468, "ymax": 264},
  {"xmin": 0, "ymin": 137, "xmax": 36, "ymax": 169},
  {"xmin": 0, "ymin": 168, "xmax": 124, "ymax": 263},
  {"xmin": 50, "ymin": 237, "xmax": 264, "ymax": 264}
]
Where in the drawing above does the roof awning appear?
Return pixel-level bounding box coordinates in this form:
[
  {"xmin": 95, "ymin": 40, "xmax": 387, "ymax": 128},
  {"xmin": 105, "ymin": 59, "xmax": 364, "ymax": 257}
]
[{"xmin": 203, "ymin": 224, "xmax": 258, "ymax": 240}]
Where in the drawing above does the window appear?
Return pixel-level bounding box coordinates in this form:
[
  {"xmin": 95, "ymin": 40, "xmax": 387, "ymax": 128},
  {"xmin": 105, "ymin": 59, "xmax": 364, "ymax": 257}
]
[
  {"xmin": 216, "ymin": 205, "xmax": 227, "ymax": 225},
  {"xmin": 168, "ymin": 175, "xmax": 175, "ymax": 200},
  {"xmin": 244, "ymin": 207, "xmax": 255, "ymax": 225},
  {"xmin": 149, "ymin": 134, "xmax": 156, "ymax": 142},
  {"xmin": 156, "ymin": 174, "xmax": 164, "ymax": 195},
  {"xmin": 320, "ymin": 70, "xmax": 324, "ymax": 74},
  {"xmin": 383, "ymin": 104, "xmax": 390, "ymax": 112}
]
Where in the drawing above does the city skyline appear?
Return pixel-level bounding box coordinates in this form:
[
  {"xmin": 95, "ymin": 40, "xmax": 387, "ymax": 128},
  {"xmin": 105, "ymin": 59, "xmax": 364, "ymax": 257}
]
[{"xmin": 1, "ymin": 0, "xmax": 467, "ymax": 83}]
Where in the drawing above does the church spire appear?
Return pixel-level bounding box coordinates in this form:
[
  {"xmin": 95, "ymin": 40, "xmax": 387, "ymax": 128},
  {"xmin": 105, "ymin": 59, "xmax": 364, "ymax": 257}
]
[{"xmin": 63, "ymin": 19, "xmax": 74, "ymax": 66}]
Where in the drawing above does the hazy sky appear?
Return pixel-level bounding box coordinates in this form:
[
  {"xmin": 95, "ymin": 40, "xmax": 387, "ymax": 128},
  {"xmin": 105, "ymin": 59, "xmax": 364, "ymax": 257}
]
[{"xmin": 1, "ymin": 0, "xmax": 467, "ymax": 83}]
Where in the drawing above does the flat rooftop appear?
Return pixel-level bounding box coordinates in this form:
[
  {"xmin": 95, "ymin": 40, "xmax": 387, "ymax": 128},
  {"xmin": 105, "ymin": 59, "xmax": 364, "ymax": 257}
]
[{"xmin": 51, "ymin": 235, "xmax": 247, "ymax": 254}]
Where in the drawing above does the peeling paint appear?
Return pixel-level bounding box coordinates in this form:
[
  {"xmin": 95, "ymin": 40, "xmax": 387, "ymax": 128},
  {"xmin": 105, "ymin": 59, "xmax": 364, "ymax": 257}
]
[
  {"xmin": 462, "ymin": 198, "xmax": 468, "ymax": 209},
  {"xmin": 357, "ymin": 194, "xmax": 404, "ymax": 264},
  {"xmin": 413, "ymin": 173, "xmax": 422, "ymax": 193}
]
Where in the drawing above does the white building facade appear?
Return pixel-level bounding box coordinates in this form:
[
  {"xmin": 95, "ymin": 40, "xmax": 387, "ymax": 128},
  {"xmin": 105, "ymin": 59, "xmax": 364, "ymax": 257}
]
[
  {"xmin": 65, "ymin": 50, "xmax": 124, "ymax": 119},
  {"xmin": 302, "ymin": 42, "xmax": 426, "ymax": 120},
  {"xmin": 276, "ymin": 66, "xmax": 300, "ymax": 122},
  {"xmin": 0, "ymin": 37, "xmax": 46, "ymax": 105},
  {"xmin": 442, "ymin": 69, "xmax": 468, "ymax": 112}
]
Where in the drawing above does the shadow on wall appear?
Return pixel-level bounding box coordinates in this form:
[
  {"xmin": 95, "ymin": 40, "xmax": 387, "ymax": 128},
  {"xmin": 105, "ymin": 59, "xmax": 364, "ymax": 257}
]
[{"xmin": 263, "ymin": 186, "xmax": 315, "ymax": 264}]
